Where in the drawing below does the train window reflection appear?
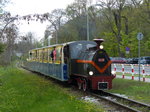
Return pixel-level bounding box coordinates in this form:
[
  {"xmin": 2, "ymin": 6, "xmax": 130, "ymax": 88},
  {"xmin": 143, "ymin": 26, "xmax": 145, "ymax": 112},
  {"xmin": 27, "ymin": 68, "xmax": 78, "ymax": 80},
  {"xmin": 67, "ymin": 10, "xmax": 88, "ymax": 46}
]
[
  {"xmin": 88, "ymin": 52, "xmax": 95, "ymax": 60},
  {"xmin": 76, "ymin": 44, "xmax": 82, "ymax": 50},
  {"xmin": 86, "ymin": 44, "xmax": 96, "ymax": 49}
]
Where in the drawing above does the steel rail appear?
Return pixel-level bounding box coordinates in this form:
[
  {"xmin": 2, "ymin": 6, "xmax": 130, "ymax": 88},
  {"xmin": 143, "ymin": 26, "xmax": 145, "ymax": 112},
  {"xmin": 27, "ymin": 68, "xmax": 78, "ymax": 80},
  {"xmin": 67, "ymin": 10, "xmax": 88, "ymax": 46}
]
[
  {"xmin": 101, "ymin": 91, "xmax": 150, "ymax": 110},
  {"xmin": 91, "ymin": 91, "xmax": 150, "ymax": 112},
  {"xmin": 90, "ymin": 92, "xmax": 141, "ymax": 112}
]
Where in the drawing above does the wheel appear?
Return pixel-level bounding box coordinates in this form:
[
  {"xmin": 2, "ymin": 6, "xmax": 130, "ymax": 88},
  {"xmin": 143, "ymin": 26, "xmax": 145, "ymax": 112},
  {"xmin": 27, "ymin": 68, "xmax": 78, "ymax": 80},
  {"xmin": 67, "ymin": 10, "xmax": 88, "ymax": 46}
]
[{"xmin": 82, "ymin": 79, "xmax": 87, "ymax": 91}]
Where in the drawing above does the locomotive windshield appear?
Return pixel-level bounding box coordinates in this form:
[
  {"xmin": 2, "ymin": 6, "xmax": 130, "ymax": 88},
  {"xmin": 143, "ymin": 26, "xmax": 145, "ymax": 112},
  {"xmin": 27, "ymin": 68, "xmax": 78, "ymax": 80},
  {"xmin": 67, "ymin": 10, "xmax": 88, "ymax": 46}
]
[
  {"xmin": 69, "ymin": 41, "xmax": 97, "ymax": 59},
  {"xmin": 87, "ymin": 52, "xmax": 96, "ymax": 60}
]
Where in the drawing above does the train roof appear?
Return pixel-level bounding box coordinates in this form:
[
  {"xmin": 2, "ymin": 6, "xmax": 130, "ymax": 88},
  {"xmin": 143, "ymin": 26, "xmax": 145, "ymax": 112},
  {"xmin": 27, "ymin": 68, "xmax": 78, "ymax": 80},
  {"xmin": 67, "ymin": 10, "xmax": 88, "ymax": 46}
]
[{"xmin": 29, "ymin": 40, "xmax": 96, "ymax": 51}]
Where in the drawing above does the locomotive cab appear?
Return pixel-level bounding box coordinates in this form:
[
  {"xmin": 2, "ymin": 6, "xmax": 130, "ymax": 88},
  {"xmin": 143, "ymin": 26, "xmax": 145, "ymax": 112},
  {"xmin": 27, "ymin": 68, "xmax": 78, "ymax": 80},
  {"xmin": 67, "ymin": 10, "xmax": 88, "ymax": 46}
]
[
  {"xmin": 75, "ymin": 39, "xmax": 112, "ymax": 77},
  {"xmin": 69, "ymin": 39, "xmax": 115, "ymax": 91}
]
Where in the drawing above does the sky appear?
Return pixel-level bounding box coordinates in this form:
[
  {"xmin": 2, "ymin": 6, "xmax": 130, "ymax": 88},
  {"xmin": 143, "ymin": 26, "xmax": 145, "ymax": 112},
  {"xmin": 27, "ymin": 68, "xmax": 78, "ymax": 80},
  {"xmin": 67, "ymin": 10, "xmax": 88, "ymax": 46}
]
[
  {"xmin": 4, "ymin": 0, "xmax": 98, "ymax": 41},
  {"xmin": 4, "ymin": 0, "xmax": 75, "ymax": 40}
]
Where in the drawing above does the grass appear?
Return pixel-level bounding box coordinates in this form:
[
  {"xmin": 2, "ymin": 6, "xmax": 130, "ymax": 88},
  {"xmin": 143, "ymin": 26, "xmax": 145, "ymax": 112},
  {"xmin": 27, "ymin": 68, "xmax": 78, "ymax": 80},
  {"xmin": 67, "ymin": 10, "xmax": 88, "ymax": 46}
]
[
  {"xmin": 108, "ymin": 78, "xmax": 150, "ymax": 104},
  {"xmin": 0, "ymin": 66, "xmax": 104, "ymax": 112}
]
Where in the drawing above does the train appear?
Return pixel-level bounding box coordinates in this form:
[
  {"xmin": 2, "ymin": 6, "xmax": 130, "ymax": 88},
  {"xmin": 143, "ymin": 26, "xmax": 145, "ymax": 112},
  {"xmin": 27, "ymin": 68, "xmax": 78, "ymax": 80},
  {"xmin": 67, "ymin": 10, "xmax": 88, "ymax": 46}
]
[{"xmin": 23, "ymin": 39, "xmax": 115, "ymax": 91}]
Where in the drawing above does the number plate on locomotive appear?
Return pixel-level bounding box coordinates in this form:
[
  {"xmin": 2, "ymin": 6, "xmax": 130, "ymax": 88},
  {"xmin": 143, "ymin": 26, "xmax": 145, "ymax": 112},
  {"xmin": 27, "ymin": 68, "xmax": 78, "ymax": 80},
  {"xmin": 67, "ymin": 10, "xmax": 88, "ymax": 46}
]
[{"xmin": 98, "ymin": 58, "xmax": 105, "ymax": 62}]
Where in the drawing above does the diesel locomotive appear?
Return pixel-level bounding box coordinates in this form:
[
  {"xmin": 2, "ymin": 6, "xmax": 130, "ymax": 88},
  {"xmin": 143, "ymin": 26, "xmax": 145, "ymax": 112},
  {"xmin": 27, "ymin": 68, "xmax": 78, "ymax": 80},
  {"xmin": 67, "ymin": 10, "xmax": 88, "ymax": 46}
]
[{"xmin": 23, "ymin": 39, "xmax": 115, "ymax": 91}]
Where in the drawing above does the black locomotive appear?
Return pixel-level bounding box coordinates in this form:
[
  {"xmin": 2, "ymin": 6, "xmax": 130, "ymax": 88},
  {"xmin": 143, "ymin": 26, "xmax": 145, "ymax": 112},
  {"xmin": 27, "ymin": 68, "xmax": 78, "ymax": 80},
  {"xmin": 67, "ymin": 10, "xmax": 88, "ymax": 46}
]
[{"xmin": 23, "ymin": 39, "xmax": 115, "ymax": 91}]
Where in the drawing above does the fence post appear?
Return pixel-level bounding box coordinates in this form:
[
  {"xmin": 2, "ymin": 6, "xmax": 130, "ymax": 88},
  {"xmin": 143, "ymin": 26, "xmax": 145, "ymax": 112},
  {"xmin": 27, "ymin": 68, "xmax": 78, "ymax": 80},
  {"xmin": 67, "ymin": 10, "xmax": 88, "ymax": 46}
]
[
  {"xmin": 131, "ymin": 64, "xmax": 134, "ymax": 80},
  {"xmin": 122, "ymin": 64, "xmax": 125, "ymax": 78},
  {"xmin": 114, "ymin": 64, "xmax": 116, "ymax": 77},
  {"xmin": 142, "ymin": 64, "xmax": 145, "ymax": 82}
]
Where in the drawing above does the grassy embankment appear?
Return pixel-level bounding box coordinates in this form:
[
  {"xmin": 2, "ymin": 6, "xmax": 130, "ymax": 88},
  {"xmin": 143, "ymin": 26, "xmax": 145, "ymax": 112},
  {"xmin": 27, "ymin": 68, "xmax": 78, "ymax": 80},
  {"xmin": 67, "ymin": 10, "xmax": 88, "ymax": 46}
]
[
  {"xmin": 108, "ymin": 78, "xmax": 150, "ymax": 104},
  {"xmin": 0, "ymin": 66, "xmax": 104, "ymax": 112}
]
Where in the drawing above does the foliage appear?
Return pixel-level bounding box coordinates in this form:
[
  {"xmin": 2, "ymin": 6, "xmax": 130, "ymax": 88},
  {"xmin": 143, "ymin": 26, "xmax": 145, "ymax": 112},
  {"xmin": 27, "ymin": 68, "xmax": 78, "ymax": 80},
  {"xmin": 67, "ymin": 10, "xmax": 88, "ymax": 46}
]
[
  {"xmin": 49, "ymin": 0, "xmax": 150, "ymax": 57},
  {"xmin": 1, "ymin": 0, "xmax": 150, "ymax": 58}
]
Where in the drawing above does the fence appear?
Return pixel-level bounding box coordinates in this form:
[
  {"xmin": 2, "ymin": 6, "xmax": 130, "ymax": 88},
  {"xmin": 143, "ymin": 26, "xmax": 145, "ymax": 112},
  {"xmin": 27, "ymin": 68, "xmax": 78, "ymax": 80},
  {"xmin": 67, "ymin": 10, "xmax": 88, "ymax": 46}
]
[{"xmin": 112, "ymin": 64, "xmax": 150, "ymax": 82}]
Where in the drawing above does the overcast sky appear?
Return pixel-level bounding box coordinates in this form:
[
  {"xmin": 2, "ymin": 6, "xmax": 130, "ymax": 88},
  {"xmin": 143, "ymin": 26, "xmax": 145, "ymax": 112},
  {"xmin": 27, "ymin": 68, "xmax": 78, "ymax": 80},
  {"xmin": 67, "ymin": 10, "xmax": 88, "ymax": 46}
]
[
  {"xmin": 5, "ymin": 0, "xmax": 97, "ymax": 41},
  {"xmin": 4, "ymin": 0, "xmax": 75, "ymax": 40},
  {"xmin": 5, "ymin": 0, "xmax": 75, "ymax": 16}
]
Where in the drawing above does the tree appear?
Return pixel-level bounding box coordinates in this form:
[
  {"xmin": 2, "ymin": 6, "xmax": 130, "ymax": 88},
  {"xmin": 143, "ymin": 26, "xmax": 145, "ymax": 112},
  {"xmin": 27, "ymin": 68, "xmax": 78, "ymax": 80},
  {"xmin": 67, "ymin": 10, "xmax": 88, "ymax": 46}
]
[
  {"xmin": 0, "ymin": 23, "xmax": 19, "ymax": 64},
  {"xmin": 43, "ymin": 9, "xmax": 66, "ymax": 44},
  {"xmin": 64, "ymin": 0, "xmax": 97, "ymax": 41},
  {"xmin": 66, "ymin": 0, "xmax": 87, "ymax": 20},
  {"xmin": 0, "ymin": 0, "xmax": 10, "ymax": 54},
  {"xmin": 0, "ymin": 42, "xmax": 5, "ymax": 54},
  {"xmin": 16, "ymin": 32, "xmax": 36, "ymax": 54}
]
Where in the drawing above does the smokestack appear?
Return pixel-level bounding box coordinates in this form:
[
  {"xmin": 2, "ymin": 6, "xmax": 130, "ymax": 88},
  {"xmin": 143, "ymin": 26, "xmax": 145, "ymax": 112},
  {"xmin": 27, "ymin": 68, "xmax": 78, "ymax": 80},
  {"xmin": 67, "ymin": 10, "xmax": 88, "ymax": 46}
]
[{"xmin": 93, "ymin": 39, "xmax": 104, "ymax": 47}]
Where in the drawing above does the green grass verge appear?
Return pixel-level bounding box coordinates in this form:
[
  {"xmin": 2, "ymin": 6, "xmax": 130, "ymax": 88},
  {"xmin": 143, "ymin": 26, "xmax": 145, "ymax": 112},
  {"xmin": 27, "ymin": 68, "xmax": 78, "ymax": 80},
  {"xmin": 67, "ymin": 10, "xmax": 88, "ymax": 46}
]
[
  {"xmin": 108, "ymin": 78, "xmax": 150, "ymax": 104},
  {"xmin": 0, "ymin": 67, "xmax": 103, "ymax": 112}
]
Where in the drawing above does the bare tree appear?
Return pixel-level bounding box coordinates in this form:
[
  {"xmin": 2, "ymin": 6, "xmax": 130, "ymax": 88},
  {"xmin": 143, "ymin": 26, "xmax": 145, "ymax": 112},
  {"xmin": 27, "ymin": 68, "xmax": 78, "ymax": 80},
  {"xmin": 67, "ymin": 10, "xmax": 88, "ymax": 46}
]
[
  {"xmin": 0, "ymin": 23, "xmax": 19, "ymax": 64},
  {"xmin": 16, "ymin": 32, "xmax": 36, "ymax": 55},
  {"xmin": 43, "ymin": 9, "xmax": 66, "ymax": 44}
]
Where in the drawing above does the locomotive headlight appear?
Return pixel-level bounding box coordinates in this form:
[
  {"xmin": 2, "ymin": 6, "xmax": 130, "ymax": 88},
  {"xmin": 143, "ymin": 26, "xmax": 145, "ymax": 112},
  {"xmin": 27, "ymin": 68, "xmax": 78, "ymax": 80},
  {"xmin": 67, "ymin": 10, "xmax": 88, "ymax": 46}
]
[
  {"xmin": 111, "ymin": 71, "xmax": 116, "ymax": 75},
  {"xmin": 89, "ymin": 71, "xmax": 94, "ymax": 75},
  {"xmin": 99, "ymin": 45, "xmax": 104, "ymax": 49}
]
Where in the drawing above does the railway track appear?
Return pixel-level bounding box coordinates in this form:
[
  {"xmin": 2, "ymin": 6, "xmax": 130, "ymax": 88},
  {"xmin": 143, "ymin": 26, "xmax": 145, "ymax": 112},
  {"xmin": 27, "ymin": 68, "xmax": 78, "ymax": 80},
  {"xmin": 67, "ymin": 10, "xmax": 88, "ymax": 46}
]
[
  {"xmin": 91, "ymin": 91, "xmax": 150, "ymax": 112},
  {"xmin": 21, "ymin": 67, "xmax": 150, "ymax": 111}
]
